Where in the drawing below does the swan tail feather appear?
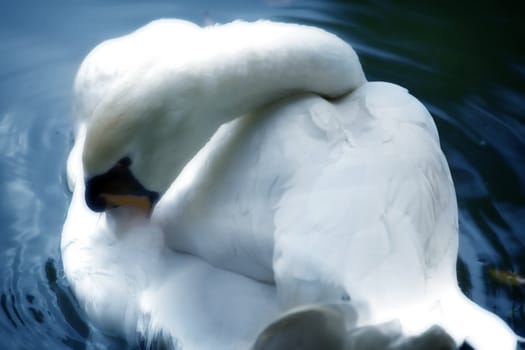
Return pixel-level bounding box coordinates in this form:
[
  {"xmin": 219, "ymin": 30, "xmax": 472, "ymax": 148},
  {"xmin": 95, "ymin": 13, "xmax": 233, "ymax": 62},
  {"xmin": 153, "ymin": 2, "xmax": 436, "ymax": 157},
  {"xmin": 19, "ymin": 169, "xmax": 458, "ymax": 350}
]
[{"xmin": 438, "ymin": 288, "xmax": 518, "ymax": 350}]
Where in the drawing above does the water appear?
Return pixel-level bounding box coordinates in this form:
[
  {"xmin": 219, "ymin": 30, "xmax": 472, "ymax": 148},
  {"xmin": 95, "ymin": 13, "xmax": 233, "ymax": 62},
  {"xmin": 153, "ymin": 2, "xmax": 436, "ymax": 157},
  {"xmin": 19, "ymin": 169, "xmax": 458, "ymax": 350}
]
[{"xmin": 1, "ymin": 0, "xmax": 523, "ymax": 348}]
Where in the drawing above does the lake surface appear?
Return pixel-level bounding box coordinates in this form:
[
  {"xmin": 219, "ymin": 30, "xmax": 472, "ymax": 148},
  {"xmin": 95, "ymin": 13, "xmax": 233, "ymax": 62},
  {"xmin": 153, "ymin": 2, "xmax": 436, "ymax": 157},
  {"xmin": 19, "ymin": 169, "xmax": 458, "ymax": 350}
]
[{"xmin": 1, "ymin": 0, "xmax": 523, "ymax": 348}]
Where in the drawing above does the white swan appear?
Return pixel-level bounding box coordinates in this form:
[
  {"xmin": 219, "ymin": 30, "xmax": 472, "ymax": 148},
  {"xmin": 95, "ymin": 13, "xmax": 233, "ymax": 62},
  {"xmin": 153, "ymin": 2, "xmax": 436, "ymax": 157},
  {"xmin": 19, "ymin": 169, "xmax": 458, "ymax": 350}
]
[{"xmin": 61, "ymin": 19, "xmax": 518, "ymax": 349}]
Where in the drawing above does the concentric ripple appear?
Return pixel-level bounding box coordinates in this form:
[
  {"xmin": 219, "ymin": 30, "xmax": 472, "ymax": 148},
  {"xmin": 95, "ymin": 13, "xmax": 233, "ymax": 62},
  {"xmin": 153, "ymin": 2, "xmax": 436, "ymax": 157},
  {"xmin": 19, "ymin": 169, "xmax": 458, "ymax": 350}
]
[{"xmin": 0, "ymin": 0, "xmax": 523, "ymax": 348}]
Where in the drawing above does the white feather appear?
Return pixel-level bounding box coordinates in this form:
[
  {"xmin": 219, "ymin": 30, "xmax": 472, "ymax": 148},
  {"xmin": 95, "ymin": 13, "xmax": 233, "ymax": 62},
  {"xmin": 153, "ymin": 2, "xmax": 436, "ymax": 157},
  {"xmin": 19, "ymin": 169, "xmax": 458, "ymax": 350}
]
[{"xmin": 61, "ymin": 19, "xmax": 517, "ymax": 349}]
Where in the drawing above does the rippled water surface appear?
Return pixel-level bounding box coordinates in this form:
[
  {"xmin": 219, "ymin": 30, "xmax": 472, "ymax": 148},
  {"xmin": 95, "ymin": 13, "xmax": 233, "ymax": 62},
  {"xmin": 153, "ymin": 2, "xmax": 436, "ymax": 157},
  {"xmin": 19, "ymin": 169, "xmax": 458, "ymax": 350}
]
[{"xmin": 1, "ymin": 0, "xmax": 524, "ymax": 348}]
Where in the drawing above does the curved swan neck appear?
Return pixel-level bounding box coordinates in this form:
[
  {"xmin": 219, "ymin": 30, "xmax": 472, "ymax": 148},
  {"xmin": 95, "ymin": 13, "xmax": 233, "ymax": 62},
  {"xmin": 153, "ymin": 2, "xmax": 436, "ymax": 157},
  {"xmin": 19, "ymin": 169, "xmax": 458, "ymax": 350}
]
[
  {"xmin": 83, "ymin": 20, "xmax": 366, "ymax": 191},
  {"xmin": 184, "ymin": 21, "xmax": 366, "ymax": 120},
  {"xmin": 153, "ymin": 21, "xmax": 365, "ymax": 185}
]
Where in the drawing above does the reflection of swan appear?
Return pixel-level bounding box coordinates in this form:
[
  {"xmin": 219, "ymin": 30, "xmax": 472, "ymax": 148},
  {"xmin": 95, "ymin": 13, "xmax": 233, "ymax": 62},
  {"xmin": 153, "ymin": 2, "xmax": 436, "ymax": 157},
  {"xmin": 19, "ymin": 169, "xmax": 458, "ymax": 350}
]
[{"xmin": 61, "ymin": 19, "xmax": 517, "ymax": 349}]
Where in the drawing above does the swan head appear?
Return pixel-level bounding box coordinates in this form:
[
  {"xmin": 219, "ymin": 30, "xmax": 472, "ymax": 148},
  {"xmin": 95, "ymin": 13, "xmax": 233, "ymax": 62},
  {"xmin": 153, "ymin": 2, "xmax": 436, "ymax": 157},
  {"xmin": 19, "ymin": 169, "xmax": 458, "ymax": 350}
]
[
  {"xmin": 81, "ymin": 82, "xmax": 185, "ymax": 214},
  {"xmin": 84, "ymin": 156, "xmax": 160, "ymax": 214}
]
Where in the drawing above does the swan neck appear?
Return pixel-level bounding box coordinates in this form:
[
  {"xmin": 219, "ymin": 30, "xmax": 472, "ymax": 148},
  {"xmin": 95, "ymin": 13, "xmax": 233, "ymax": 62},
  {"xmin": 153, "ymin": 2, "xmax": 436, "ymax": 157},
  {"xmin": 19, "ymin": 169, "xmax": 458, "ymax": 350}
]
[
  {"xmin": 188, "ymin": 21, "xmax": 366, "ymax": 121},
  {"xmin": 84, "ymin": 21, "xmax": 367, "ymax": 193},
  {"xmin": 144, "ymin": 22, "xmax": 367, "ymax": 191}
]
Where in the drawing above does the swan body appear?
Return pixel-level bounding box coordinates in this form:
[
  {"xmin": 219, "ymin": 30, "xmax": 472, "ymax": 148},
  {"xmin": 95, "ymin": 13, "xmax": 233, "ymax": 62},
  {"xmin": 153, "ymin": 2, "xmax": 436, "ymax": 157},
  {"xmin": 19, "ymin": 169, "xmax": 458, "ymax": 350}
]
[{"xmin": 61, "ymin": 19, "xmax": 517, "ymax": 349}]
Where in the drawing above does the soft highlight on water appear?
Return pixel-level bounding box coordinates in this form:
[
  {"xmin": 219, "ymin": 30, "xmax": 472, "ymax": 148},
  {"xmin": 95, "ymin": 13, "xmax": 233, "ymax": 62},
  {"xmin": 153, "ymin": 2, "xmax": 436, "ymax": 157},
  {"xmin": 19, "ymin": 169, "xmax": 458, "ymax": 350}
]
[{"xmin": 0, "ymin": 1, "xmax": 523, "ymax": 348}]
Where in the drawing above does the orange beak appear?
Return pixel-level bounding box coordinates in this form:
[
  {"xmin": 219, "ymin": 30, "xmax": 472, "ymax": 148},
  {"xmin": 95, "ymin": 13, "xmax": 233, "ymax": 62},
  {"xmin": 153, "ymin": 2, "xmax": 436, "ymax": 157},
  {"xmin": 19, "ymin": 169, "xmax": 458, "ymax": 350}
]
[
  {"xmin": 100, "ymin": 193, "xmax": 154, "ymax": 217},
  {"xmin": 85, "ymin": 157, "xmax": 160, "ymax": 215}
]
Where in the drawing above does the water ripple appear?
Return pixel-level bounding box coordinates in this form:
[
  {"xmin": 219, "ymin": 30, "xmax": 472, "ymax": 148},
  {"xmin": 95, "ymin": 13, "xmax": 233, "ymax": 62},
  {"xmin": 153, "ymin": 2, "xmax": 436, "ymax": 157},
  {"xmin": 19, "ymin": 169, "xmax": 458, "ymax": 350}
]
[{"xmin": 1, "ymin": 0, "xmax": 524, "ymax": 347}]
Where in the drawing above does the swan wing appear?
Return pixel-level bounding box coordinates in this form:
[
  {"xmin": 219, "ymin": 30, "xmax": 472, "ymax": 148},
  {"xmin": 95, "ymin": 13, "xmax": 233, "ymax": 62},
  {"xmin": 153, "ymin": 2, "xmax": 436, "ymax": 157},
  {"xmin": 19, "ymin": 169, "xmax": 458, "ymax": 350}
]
[
  {"xmin": 270, "ymin": 82, "xmax": 459, "ymax": 318},
  {"xmin": 154, "ymin": 81, "xmax": 458, "ymax": 313}
]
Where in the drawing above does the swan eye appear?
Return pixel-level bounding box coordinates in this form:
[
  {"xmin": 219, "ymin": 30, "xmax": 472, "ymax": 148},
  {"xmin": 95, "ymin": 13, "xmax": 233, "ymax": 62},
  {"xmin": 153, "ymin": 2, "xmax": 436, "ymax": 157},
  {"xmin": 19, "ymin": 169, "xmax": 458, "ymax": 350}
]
[{"xmin": 117, "ymin": 156, "xmax": 132, "ymax": 167}]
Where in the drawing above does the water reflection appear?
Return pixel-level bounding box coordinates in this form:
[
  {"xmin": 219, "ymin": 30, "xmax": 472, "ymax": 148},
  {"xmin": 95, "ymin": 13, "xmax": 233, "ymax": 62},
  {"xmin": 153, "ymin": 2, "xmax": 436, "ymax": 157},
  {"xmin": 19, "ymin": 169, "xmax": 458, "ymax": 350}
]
[{"xmin": 0, "ymin": 0, "xmax": 523, "ymax": 348}]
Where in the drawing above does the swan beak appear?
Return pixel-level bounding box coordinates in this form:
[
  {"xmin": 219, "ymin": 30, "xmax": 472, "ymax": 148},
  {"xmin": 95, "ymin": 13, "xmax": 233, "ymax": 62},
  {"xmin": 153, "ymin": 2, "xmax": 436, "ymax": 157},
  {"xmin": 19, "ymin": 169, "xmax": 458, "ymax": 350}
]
[
  {"xmin": 84, "ymin": 157, "xmax": 159, "ymax": 216},
  {"xmin": 100, "ymin": 193, "xmax": 153, "ymax": 216}
]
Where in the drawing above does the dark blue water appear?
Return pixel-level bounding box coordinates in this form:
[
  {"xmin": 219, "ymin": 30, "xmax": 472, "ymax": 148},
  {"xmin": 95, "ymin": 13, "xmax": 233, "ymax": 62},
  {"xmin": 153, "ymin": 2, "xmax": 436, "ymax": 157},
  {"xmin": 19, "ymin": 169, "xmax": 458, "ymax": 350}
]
[{"xmin": 1, "ymin": 0, "xmax": 523, "ymax": 348}]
